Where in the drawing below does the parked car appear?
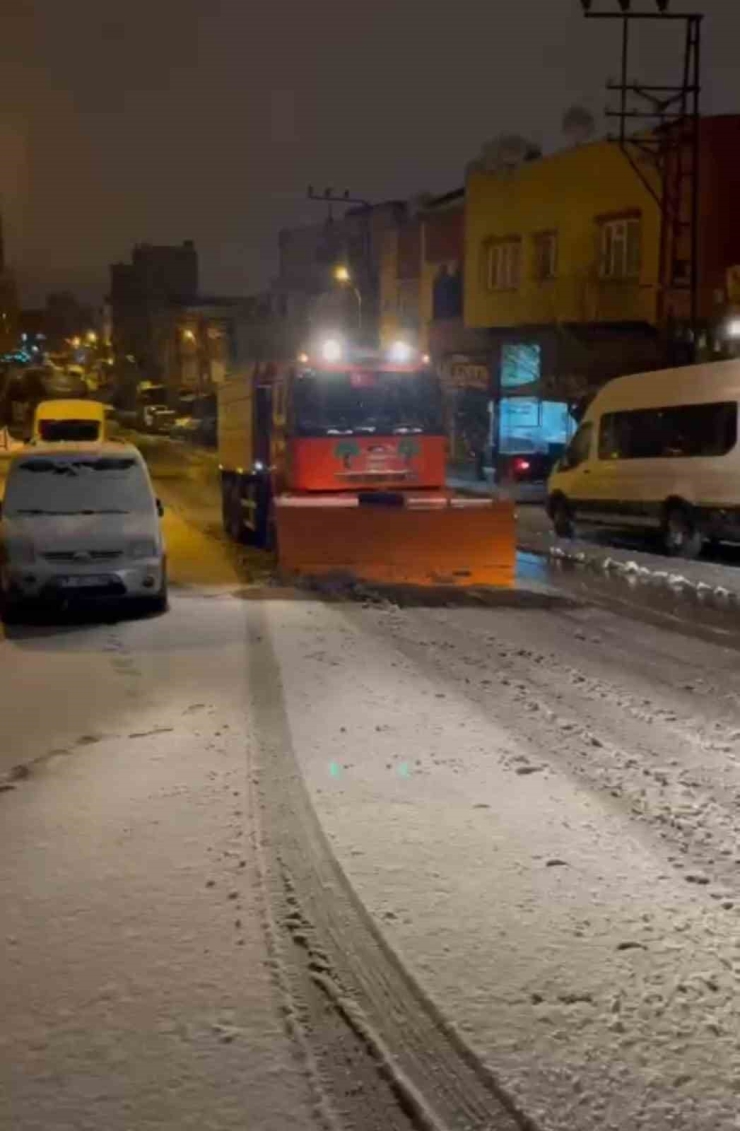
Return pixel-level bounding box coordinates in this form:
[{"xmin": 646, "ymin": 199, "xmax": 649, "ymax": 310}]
[
  {"xmin": 142, "ymin": 404, "xmax": 176, "ymax": 434},
  {"xmin": 170, "ymin": 415, "xmax": 200, "ymax": 442},
  {"xmin": 0, "ymin": 442, "xmax": 168, "ymax": 619}
]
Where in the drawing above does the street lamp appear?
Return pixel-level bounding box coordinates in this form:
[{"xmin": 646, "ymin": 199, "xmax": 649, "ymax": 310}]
[
  {"xmin": 86, "ymin": 331, "xmax": 97, "ymax": 345},
  {"xmin": 333, "ymin": 265, "xmax": 362, "ymax": 332}
]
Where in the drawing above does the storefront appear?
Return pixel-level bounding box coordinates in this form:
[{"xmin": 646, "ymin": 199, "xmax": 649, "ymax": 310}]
[
  {"xmin": 440, "ymin": 355, "xmax": 492, "ymax": 471},
  {"xmin": 495, "ymin": 341, "xmax": 576, "ymax": 467}
]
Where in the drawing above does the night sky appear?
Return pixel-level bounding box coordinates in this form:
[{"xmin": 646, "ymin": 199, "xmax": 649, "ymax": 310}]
[{"xmin": 1, "ymin": 0, "xmax": 738, "ymax": 304}]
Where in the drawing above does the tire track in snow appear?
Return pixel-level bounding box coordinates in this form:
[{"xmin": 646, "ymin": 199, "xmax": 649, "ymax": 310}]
[{"xmin": 245, "ymin": 602, "xmax": 533, "ymax": 1131}]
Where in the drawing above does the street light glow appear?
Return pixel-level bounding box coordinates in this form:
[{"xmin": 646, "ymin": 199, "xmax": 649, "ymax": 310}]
[
  {"xmin": 320, "ymin": 338, "xmax": 343, "ymax": 363},
  {"xmin": 182, "ymin": 329, "xmax": 196, "ymax": 342},
  {"xmin": 726, "ymin": 318, "xmax": 740, "ymax": 339},
  {"xmin": 334, "ymin": 265, "xmax": 351, "ymax": 283},
  {"xmin": 389, "ymin": 341, "xmax": 413, "ymax": 364}
]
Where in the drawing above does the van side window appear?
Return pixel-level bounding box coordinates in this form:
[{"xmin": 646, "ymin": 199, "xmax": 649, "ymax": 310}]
[
  {"xmin": 562, "ymin": 422, "xmax": 593, "ymax": 470},
  {"xmin": 599, "ymin": 402, "xmax": 737, "ymax": 460}
]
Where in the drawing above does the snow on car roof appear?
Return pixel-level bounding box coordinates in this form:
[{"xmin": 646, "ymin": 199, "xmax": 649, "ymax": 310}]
[{"xmin": 12, "ymin": 441, "xmax": 141, "ymax": 463}]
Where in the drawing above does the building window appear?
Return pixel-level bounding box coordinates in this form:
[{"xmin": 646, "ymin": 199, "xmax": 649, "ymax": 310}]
[
  {"xmin": 533, "ymin": 231, "xmax": 558, "ymax": 281},
  {"xmin": 599, "ymin": 217, "xmax": 641, "ymax": 280},
  {"xmin": 486, "ymin": 240, "xmax": 521, "ymax": 291}
]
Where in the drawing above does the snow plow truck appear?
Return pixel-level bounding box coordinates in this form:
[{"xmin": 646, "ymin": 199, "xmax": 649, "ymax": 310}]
[{"xmin": 217, "ymin": 337, "xmax": 515, "ymax": 588}]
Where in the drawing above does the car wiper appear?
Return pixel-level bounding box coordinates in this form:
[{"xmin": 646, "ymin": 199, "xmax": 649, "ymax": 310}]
[{"xmin": 15, "ymin": 508, "xmax": 53, "ymax": 515}]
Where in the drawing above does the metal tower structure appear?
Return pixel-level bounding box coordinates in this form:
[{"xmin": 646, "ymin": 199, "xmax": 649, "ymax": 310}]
[{"xmin": 581, "ymin": 1, "xmax": 703, "ymax": 358}]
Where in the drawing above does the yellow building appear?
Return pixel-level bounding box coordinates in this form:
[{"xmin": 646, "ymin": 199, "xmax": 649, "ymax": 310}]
[{"xmin": 465, "ymin": 139, "xmax": 661, "ymax": 337}]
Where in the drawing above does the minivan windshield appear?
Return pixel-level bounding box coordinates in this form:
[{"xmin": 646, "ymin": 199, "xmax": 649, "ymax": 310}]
[
  {"xmin": 38, "ymin": 420, "xmax": 102, "ymax": 442},
  {"xmin": 4, "ymin": 456, "xmax": 153, "ymax": 517}
]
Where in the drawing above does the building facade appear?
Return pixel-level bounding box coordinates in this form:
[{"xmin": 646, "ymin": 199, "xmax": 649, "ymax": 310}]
[
  {"xmin": 462, "ymin": 116, "xmax": 740, "ymax": 465},
  {"xmin": 279, "ymin": 202, "xmax": 406, "ymax": 346},
  {"xmin": 465, "ymin": 138, "xmax": 667, "ymax": 464},
  {"xmin": 109, "ymin": 241, "xmax": 199, "ymax": 383}
]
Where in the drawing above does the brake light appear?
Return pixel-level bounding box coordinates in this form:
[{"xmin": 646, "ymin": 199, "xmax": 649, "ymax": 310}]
[{"xmin": 514, "ymin": 457, "xmax": 531, "ymax": 473}]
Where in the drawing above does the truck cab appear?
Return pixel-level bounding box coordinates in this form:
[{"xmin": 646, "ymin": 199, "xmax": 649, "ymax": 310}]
[{"xmin": 218, "ymin": 339, "xmax": 446, "ymax": 545}]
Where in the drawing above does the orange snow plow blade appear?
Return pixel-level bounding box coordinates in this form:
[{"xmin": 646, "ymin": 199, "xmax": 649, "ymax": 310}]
[{"xmin": 275, "ymin": 495, "xmax": 516, "ymax": 588}]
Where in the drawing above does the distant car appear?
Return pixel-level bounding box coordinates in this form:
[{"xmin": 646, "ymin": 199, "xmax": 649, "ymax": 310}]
[
  {"xmin": 0, "ymin": 442, "xmax": 168, "ymax": 620},
  {"xmin": 170, "ymin": 414, "xmax": 216, "ymax": 446},
  {"xmin": 499, "ymin": 451, "xmax": 555, "ymax": 483},
  {"xmin": 142, "ymin": 405, "xmax": 175, "ymax": 434},
  {"xmin": 170, "ymin": 415, "xmax": 199, "ymax": 441}
]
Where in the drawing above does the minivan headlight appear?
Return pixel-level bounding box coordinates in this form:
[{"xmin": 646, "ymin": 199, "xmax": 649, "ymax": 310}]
[{"xmin": 130, "ymin": 540, "xmax": 157, "ymax": 559}]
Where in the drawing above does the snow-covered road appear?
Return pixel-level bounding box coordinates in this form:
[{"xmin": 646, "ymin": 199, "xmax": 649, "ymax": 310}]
[
  {"xmin": 2, "ymin": 447, "xmax": 740, "ymax": 1130},
  {"xmin": 263, "ymin": 594, "xmax": 740, "ymax": 1130}
]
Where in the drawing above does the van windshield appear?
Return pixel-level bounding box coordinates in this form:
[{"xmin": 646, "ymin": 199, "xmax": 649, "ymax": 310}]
[{"xmin": 4, "ymin": 457, "xmax": 152, "ymax": 517}]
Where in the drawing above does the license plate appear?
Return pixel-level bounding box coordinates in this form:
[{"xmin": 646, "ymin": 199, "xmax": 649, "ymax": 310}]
[{"xmin": 60, "ymin": 575, "xmax": 110, "ymax": 589}]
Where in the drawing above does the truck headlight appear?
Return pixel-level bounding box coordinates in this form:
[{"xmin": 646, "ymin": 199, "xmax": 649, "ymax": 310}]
[{"xmin": 130, "ymin": 540, "xmax": 157, "ymax": 559}]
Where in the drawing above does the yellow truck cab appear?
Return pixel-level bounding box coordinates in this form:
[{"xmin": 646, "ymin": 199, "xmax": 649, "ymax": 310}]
[{"xmin": 32, "ymin": 399, "xmax": 106, "ymax": 444}]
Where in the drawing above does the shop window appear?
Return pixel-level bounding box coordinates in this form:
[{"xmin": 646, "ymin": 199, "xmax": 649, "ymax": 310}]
[
  {"xmin": 501, "ymin": 343, "xmax": 541, "ymax": 389},
  {"xmin": 499, "ymin": 397, "xmax": 575, "ymax": 457}
]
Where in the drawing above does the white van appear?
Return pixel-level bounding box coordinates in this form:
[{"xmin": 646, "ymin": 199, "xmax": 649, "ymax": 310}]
[
  {"xmin": 547, "ymin": 360, "xmax": 740, "ymax": 558},
  {"xmin": 0, "ymin": 442, "xmax": 167, "ymax": 619}
]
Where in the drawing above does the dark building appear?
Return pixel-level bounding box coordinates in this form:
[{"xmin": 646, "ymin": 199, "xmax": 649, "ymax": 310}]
[
  {"xmin": 45, "ymin": 292, "xmax": 93, "ymax": 351},
  {"xmin": 109, "ymin": 241, "xmax": 199, "ymax": 381},
  {"xmin": 0, "ymin": 211, "xmax": 19, "ymax": 356},
  {"xmin": 278, "ymin": 202, "xmax": 406, "ymax": 346}
]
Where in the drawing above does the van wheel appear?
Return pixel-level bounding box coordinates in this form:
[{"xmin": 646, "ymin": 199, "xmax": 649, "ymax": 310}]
[
  {"xmin": 551, "ymin": 496, "xmax": 575, "ymax": 539},
  {"xmin": 663, "ymin": 503, "xmax": 703, "ymax": 559}
]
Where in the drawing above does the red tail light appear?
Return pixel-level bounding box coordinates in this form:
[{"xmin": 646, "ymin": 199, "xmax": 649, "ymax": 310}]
[{"xmin": 513, "ymin": 457, "xmax": 531, "ymax": 473}]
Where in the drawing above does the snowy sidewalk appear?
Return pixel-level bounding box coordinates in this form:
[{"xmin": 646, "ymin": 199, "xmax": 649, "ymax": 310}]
[
  {"xmin": 0, "ymin": 594, "xmax": 319, "ymax": 1131},
  {"xmin": 517, "ymin": 506, "xmax": 740, "ymax": 607}
]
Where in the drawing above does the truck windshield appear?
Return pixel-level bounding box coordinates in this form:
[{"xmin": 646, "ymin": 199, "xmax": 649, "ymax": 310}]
[{"xmin": 292, "ymin": 369, "xmax": 444, "ymax": 437}]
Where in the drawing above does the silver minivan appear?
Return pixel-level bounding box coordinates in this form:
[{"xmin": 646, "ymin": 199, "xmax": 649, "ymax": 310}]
[{"xmin": 0, "ymin": 442, "xmax": 167, "ymax": 619}]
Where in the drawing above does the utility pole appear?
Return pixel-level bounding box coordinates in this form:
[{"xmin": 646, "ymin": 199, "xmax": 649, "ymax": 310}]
[{"xmin": 580, "ymin": 0, "xmax": 703, "ymax": 362}]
